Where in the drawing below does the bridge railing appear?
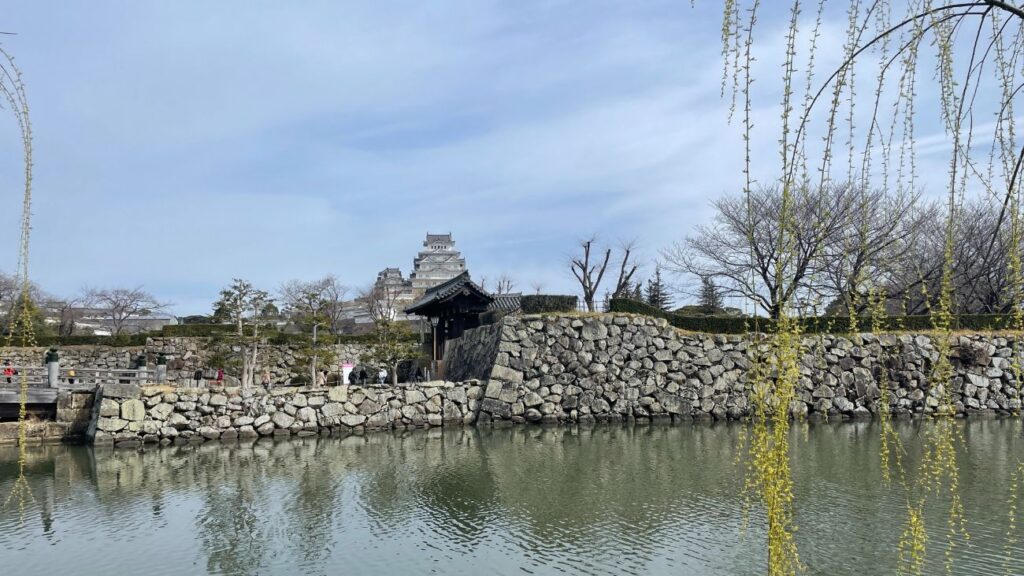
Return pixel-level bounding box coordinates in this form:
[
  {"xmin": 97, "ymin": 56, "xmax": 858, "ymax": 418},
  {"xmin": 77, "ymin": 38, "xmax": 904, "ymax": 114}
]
[
  {"xmin": 0, "ymin": 367, "xmax": 48, "ymax": 387},
  {"xmin": 0, "ymin": 366, "xmax": 155, "ymax": 389}
]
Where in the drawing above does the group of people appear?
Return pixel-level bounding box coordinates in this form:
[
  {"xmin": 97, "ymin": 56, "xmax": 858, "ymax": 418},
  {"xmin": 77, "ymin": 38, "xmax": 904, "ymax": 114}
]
[{"xmin": 347, "ymin": 367, "xmax": 388, "ymax": 385}]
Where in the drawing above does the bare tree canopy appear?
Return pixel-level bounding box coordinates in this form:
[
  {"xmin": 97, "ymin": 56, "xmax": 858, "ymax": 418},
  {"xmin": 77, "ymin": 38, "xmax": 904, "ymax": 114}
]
[
  {"xmin": 495, "ymin": 273, "xmax": 516, "ymax": 295},
  {"xmin": 279, "ymin": 277, "xmax": 346, "ymax": 385},
  {"xmin": 570, "ymin": 237, "xmax": 639, "ymax": 311},
  {"xmin": 662, "ymin": 184, "xmax": 936, "ymax": 319},
  {"xmin": 85, "ymin": 286, "xmax": 167, "ymax": 336},
  {"xmin": 358, "ymin": 282, "xmax": 419, "ymax": 385}
]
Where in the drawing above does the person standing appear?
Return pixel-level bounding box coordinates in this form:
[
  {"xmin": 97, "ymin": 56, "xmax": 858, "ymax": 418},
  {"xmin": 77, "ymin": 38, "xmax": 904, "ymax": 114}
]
[
  {"xmin": 378, "ymin": 367, "xmax": 387, "ymax": 385},
  {"xmin": 216, "ymin": 368, "xmax": 224, "ymax": 385},
  {"xmin": 3, "ymin": 360, "xmax": 15, "ymax": 384},
  {"xmin": 316, "ymin": 370, "xmax": 327, "ymax": 387},
  {"xmin": 261, "ymin": 368, "xmax": 272, "ymax": 387}
]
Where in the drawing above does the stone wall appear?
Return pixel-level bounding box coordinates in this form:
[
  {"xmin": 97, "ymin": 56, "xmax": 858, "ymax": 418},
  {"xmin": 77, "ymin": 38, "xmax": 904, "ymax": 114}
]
[
  {"xmin": 446, "ymin": 314, "xmax": 1023, "ymax": 422},
  {"xmin": 442, "ymin": 322, "xmax": 503, "ymax": 382},
  {"xmin": 146, "ymin": 337, "xmax": 370, "ymax": 385},
  {"xmin": 83, "ymin": 313, "xmax": 1024, "ymax": 447},
  {"xmin": 2, "ymin": 338, "xmax": 371, "ymax": 386},
  {"xmin": 90, "ymin": 382, "xmax": 477, "ymax": 447},
  {"xmin": 0, "ymin": 389, "xmax": 95, "ymax": 445},
  {"xmin": 1, "ymin": 346, "xmax": 145, "ymax": 372}
]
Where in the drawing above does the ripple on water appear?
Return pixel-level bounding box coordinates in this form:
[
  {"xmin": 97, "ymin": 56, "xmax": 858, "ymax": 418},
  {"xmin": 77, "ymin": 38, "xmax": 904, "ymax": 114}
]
[{"xmin": 0, "ymin": 421, "xmax": 1022, "ymax": 575}]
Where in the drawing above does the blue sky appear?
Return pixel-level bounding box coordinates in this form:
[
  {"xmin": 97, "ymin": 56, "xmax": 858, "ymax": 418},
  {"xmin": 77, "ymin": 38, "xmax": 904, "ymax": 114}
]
[{"xmin": 0, "ymin": 2, "xmax": 960, "ymax": 314}]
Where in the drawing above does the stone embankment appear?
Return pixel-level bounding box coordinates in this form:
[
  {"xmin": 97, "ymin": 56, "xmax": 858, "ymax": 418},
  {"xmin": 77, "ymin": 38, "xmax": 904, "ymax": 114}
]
[
  {"xmin": 446, "ymin": 314, "xmax": 1023, "ymax": 421},
  {"xmin": 90, "ymin": 382, "xmax": 477, "ymax": 447},
  {"xmin": 3, "ymin": 338, "xmax": 370, "ymax": 386},
  {"xmin": 3, "ymin": 313, "xmax": 1019, "ymax": 447},
  {"xmin": 87, "ymin": 313, "xmax": 1024, "ymax": 447}
]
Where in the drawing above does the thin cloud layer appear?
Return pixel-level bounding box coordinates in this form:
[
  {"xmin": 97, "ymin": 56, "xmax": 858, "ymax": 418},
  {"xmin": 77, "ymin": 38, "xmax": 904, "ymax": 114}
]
[{"xmin": 0, "ymin": 2, "xmax": 967, "ymax": 313}]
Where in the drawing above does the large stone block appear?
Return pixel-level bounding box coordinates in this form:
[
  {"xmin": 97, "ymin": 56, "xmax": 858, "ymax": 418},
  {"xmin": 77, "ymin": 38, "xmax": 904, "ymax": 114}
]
[
  {"xmin": 489, "ymin": 365, "xmax": 523, "ymax": 384},
  {"xmin": 120, "ymin": 399, "xmax": 146, "ymax": 422},
  {"xmin": 327, "ymin": 386, "xmax": 348, "ymax": 403},
  {"xmin": 480, "ymin": 398, "xmax": 512, "ymax": 419},
  {"xmin": 98, "ymin": 398, "xmax": 120, "ymax": 418},
  {"xmin": 271, "ymin": 411, "xmax": 295, "ymax": 429},
  {"xmin": 103, "ymin": 383, "xmax": 141, "ymax": 400},
  {"xmin": 340, "ymin": 414, "xmax": 366, "ymax": 427},
  {"xmin": 97, "ymin": 417, "xmax": 128, "ymax": 432},
  {"xmin": 321, "ymin": 402, "xmax": 345, "ymax": 418}
]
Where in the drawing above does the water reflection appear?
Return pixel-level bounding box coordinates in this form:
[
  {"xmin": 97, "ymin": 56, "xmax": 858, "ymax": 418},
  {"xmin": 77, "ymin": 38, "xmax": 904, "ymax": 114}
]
[{"xmin": 0, "ymin": 420, "xmax": 1022, "ymax": 575}]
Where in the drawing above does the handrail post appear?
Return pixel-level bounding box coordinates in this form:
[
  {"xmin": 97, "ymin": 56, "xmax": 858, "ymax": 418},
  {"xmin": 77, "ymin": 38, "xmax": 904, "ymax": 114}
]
[{"xmin": 46, "ymin": 349, "xmax": 59, "ymax": 388}]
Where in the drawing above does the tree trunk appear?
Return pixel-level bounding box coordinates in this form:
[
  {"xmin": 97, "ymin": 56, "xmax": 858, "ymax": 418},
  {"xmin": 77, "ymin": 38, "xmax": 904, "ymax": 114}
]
[
  {"xmin": 391, "ymin": 363, "xmax": 399, "ymax": 386},
  {"xmin": 311, "ymin": 324, "xmax": 319, "ymax": 387}
]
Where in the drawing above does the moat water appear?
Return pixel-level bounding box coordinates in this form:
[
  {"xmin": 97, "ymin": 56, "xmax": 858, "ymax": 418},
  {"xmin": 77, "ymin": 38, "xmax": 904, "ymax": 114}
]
[{"xmin": 1, "ymin": 420, "xmax": 1023, "ymax": 575}]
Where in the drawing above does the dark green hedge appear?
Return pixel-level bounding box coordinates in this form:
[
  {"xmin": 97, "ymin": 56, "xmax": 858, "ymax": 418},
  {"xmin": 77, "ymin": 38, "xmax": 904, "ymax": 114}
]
[
  {"xmin": 161, "ymin": 323, "xmax": 236, "ymax": 337},
  {"xmin": 521, "ymin": 294, "xmax": 578, "ymax": 314},
  {"xmin": 34, "ymin": 334, "xmax": 149, "ymax": 347},
  {"xmin": 608, "ymin": 298, "xmax": 1018, "ymax": 334}
]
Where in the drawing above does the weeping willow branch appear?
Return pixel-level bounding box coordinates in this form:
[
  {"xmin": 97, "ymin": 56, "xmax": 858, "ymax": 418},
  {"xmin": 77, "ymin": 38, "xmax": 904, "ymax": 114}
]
[{"xmin": 0, "ymin": 42, "xmax": 36, "ymax": 520}]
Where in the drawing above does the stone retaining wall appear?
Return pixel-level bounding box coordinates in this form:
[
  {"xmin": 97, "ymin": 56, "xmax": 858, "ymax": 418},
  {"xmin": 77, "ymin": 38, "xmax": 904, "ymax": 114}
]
[
  {"xmin": 90, "ymin": 382, "xmax": 477, "ymax": 447},
  {"xmin": 447, "ymin": 314, "xmax": 1023, "ymax": 421},
  {"xmin": 0, "ymin": 388, "xmax": 95, "ymax": 445},
  {"xmin": 85, "ymin": 313, "xmax": 1024, "ymax": 447},
  {"xmin": 2, "ymin": 338, "xmax": 371, "ymax": 386}
]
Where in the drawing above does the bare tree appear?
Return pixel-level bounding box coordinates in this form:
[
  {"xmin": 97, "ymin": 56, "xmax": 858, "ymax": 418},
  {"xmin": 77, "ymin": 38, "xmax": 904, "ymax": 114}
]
[
  {"xmin": 319, "ymin": 275, "xmax": 350, "ymax": 335},
  {"xmin": 818, "ymin": 189, "xmax": 932, "ymax": 317},
  {"xmin": 609, "ymin": 240, "xmax": 640, "ymax": 299},
  {"xmin": 529, "ymin": 281, "xmax": 544, "ymax": 295},
  {"xmin": 570, "ymin": 237, "xmax": 639, "ymax": 312},
  {"xmin": 85, "ymin": 287, "xmax": 166, "ymax": 336},
  {"xmin": 46, "ymin": 296, "xmax": 86, "ymax": 338},
  {"xmin": 663, "ymin": 184, "xmax": 858, "ymax": 319},
  {"xmin": 279, "ymin": 279, "xmax": 335, "ymax": 386},
  {"xmin": 359, "ymin": 282, "xmax": 418, "ymax": 385},
  {"xmin": 495, "ymin": 273, "xmax": 516, "ymax": 295}
]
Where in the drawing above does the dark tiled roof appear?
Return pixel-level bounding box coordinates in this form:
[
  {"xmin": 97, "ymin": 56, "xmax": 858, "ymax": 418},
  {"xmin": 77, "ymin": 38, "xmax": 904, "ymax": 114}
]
[
  {"xmin": 425, "ymin": 233, "xmax": 453, "ymax": 244},
  {"xmin": 488, "ymin": 293, "xmax": 522, "ymax": 313},
  {"xmin": 405, "ymin": 271, "xmax": 493, "ymax": 314}
]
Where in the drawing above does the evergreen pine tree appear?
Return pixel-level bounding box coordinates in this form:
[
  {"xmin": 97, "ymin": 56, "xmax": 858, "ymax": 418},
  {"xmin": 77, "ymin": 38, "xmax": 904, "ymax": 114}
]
[
  {"xmin": 631, "ymin": 280, "xmax": 644, "ymax": 301},
  {"xmin": 699, "ymin": 276, "xmax": 723, "ymax": 315},
  {"xmin": 645, "ymin": 266, "xmax": 672, "ymax": 311}
]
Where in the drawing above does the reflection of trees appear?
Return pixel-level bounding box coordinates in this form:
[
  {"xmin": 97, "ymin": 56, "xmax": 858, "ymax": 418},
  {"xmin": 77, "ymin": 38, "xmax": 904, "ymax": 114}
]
[
  {"xmin": 475, "ymin": 425, "xmax": 750, "ymax": 557},
  {"xmin": 196, "ymin": 445, "xmax": 268, "ymax": 576},
  {"xmin": 286, "ymin": 440, "xmax": 341, "ymax": 565},
  {"xmin": 411, "ymin": 428, "xmax": 500, "ymax": 543},
  {"xmin": 3, "ymin": 419, "xmax": 1024, "ymax": 574}
]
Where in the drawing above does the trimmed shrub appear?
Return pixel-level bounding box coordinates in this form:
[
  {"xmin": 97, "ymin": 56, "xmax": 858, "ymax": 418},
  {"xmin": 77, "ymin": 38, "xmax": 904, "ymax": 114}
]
[
  {"xmin": 521, "ymin": 294, "xmax": 578, "ymax": 314},
  {"xmin": 161, "ymin": 323, "xmax": 235, "ymax": 337},
  {"xmin": 34, "ymin": 334, "xmax": 149, "ymax": 347},
  {"xmin": 479, "ymin": 310, "xmax": 507, "ymax": 326},
  {"xmin": 608, "ymin": 298, "xmax": 1019, "ymax": 334}
]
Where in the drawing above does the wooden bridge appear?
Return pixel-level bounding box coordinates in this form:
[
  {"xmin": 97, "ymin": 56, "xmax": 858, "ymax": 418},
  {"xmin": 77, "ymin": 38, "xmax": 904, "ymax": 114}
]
[{"xmin": 0, "ymin": 366, "xmax": 154, "ymax": 405}]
